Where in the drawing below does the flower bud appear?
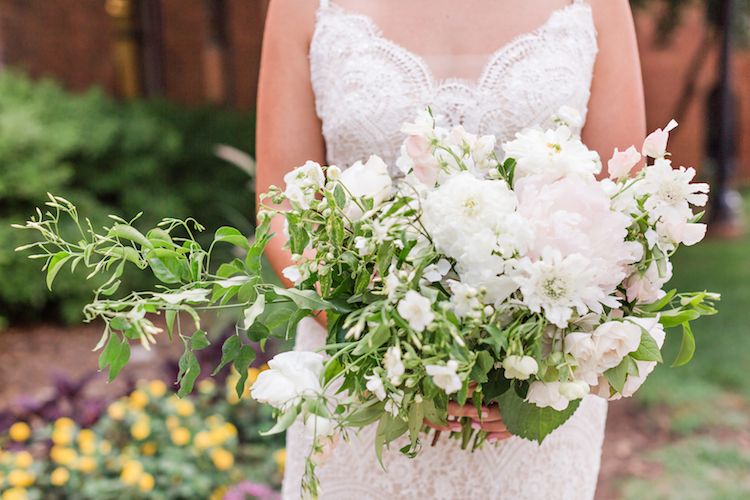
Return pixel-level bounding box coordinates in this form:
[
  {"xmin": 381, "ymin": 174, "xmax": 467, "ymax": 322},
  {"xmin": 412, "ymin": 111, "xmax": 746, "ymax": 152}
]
[{"xmin": 558, "ymin": 380, "xmax": 590, "ymax": 401}]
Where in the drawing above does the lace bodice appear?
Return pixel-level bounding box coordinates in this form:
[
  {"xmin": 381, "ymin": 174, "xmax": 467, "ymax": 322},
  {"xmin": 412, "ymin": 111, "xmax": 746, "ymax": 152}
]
[
  {"xmin": 283, "ymin": 2, "xmax": 607, "ymax": 499},
  {"xmin": 309, "ymin": 0, "xmax": 598, "ymax": 174}
]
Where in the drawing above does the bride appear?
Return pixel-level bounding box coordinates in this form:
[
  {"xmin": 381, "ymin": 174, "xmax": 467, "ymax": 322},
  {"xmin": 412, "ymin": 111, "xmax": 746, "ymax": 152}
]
[{"xmin": 255, "ymin": 0, "xmax": 645, "ymax": 498}]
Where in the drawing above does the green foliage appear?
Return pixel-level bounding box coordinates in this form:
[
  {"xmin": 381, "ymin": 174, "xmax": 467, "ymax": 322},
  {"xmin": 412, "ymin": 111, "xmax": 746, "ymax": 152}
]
[{"xmin": 0, "ymin": 71, "xmax": 255, "ymax": 324}]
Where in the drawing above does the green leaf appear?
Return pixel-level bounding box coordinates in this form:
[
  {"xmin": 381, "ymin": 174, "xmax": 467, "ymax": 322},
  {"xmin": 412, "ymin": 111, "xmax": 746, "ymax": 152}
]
[
  {"xmin": 421, "ymin": 398, "xmax": 447, "ymax": 427},
  {"xmin": 629, "ymin": 329, "xmax": 663, "ymax": 363},
  {"xmin": 329, "ymin": 217, "xmax": 345, "ymax": 248},
  {"xmin": 353, "ymin": 323, "xmax": 390, "ymax": 356},
  {"xmin": 177, "ymin": 352, "xmax": 200, "ymax": 398},
  {"xmin": 496, "ymin": 386, "xmax": 580, "ymax": 443},
  {"xmin": 46, "ymin": 252, "xmax": 71, "ymax": 290},
  {"xmin": 659, "ymin": 309, "xmax": 701, "ymax": 328},
  {"xmin": 672, "ymin": 322, "xmax": 696, "ymax": 367},
  {"xmin": 333, "ymin": 184, "xmax": 347, "ymax": 209},
  {"xmin": 604, "ymin": 356, "xmax": 631, "ymax": 394},
  {"xmin": 233, "ymin": 345, "xmax": 257, "ymax": 397},
  {"xmin": 482, "ymin": 368, "xmax": 512, "ymax": 403},
  {"xmin": 374, "ymin": 413, "xmax": 389, "ymax": 469},
  {"xmin": 274, "ymin": 287, "xmax": 331, "ymax": 311},
  {"xmin": 108, "ymin": 337, "xmax": 130, "ymax": 383},
  {"xmin": 354, "ymin": 269, "xmax": 371, "ymax": 295},
  {"xmin": 146, "ymin": 228, "xmax": 175, "ymax": 247},
  {"xmin": 470, "ymin": 351, "xmax": 494, "ymax": 384},
  {"xmin": 214, "ymin": 227, "xmax": 251, "ymax": 251},
  {"xmin": 212, "ymin": 335, "xmax": 242, "ymax": 375},
  {"xmin": 246, "ymin": 322, "xmax": 271, "ymax": 342},
  {"xmin": 190, "ymin": 330, "xmax": 211, "ymax": 351},
  {"xmin": 109, "ymin": 225, "xmax": 154, "ymax": 250},
  {"xmin": 165, "ymin": 309, "xmax": 176, "ymax": 339},
  {"xmin": 376, "ymin": 240, "xmax": 394, "ymax": 280},
  {"xmin": 99, "ymin": 279, "xmax": 121, "ymax": 296},
  {"xmin": 260, "ymin": 406, "xmax": 300, "ymax": 436},
  {"xmin": 285, "ymin": 308, "xmax": 312, "ymax": 340},
  {"xmin": 408, "ymin": 401, "xmax": 425, "ymax": 448},
  {"xmin": 147, "ymin": 257, "xmax": 182, "ymax": 284},
  {"xmin": 638, "ymin": 289, "xmax": 677, "ymax": 312},
  {"xmin": 99, "ymin": 332, "xmax": 121, "ymax": 371},
  {"xmin": 242, "ymin": 294, "xmax": 266, "ymax": 330},
  {"xmin": 217, "ymin": 262, "xmax": 244, "ymax": 278},
  {"xmin": 264, "ymin": 308, "xmax": 294, "ymax": 332}
]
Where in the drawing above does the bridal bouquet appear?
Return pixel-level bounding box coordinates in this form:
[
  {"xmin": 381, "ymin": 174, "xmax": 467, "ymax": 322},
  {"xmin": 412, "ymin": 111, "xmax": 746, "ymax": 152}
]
[{"xmin": 16, "ymin": 107, "xmax": 718, "ymax": 498}]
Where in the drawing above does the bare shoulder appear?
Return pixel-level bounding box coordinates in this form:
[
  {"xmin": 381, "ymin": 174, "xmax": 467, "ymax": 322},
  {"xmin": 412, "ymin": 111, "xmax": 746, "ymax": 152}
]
[
  {"xmin": 265, "ymin": 0, "xmax": 319, "ymax": 46},
  {"xmin": 584, "ymin": 0, "xmax": 636, "ymax": 33}
]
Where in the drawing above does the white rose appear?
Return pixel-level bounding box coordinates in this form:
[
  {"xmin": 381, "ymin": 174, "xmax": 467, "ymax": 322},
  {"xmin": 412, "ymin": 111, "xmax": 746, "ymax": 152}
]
[
  {"xmin": 559, "ymin": 380, "xmax": 590, "ymax": 401},
  {"xmin": 592, "ymin": 321, "xmax": 642, "ymax": 370},
  {"xmin": 304, "ymin": 414, "xmax": 334, "ymax": 440},
  {"xmin": 502, "ymin": 355, "xmax": 539, "ymax": 380},
  {"xmin": 563, "ymin": 331, "xmax": 599, "ymax": 385},
  {"xmin": 250, "ymin": 352, "xmax": 324, "ymax": 412},
  {"xmin": 364, "ymin": 373, "xmax": 386, "ymax": 401},
  {"xmin": 339, "ymin": 155, "xmax": 393, "ymax": 220},
  {"xmin": 525, "ymin": 381, "xmax": 570, "ymax": 411},
  {"xmin": 426, "ymin": 360, "xmax": 462, "ymax": 395}
]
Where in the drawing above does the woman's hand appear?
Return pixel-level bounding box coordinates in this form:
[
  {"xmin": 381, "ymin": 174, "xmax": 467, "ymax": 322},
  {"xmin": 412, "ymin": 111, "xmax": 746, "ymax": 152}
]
[{"xmin": 423, "ymin": 384, "xmax": 511, "ymax": 444}]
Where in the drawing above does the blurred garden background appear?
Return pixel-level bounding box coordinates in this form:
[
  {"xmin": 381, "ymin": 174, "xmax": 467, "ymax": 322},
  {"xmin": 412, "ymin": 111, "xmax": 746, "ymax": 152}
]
[{"xmin": 0, "ymin": 0, "xmax": 748, "ymax": 499}]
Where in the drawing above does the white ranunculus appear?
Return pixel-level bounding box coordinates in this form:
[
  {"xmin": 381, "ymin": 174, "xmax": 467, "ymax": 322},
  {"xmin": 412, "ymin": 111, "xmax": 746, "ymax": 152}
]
[
  {"xmin": 502, "ymin": 125, "xmax": 601, "ymax": 182},
  {"xmin": 526, "ymin": 381, "xmax": 570, "ymax": 411},
  {"xmin": 339, "ymin": 155, "xmax": 393, "ymax": 220},
  {"xmin": 559, "ymin": 380, "xmax": 590, "ymax": 401},
  {"xmin": 502, "ymin": 355, "xmax": 539, "ymax": 380},
  {"xmin": 250, "ymin": 352, "xmax": 324, "ymax": 412},
  {"xmin": 383, "ymin": 346, "xmax": 405, "ymax": 384},
  {"xmin": 304, "ymin": 414, "xmax": 335, "ymax": 440},
  {"xmin": 426, "ymin": 360, "xmax": 462, "ymax": 395},
  {"xmin": 592, "ymin": 321, "xmax": 642, "ymax": 370},
  {"xmin": 364, "ymin": 373, "xmax": 386, "ymax": 401},
  {"xmin": 552, "ymin": 105, "xmax": 584, "ymax": 130},
  {"xmin": 397, "ymin": 290, "xmax": 435, "ymax": 332}
]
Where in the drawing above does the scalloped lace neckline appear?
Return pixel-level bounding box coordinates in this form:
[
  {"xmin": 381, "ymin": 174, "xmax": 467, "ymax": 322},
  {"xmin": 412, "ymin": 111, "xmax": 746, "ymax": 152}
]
[{"xmin": 318, "ymin": 1, "xmax": 589, "ymax": 90}]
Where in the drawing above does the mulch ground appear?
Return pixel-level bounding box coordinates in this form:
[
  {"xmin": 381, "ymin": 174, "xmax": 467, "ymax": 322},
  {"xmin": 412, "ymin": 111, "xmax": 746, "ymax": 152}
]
[{"xmin": 0, "ymin": 323, "xmax": 669, "ymax": 500}]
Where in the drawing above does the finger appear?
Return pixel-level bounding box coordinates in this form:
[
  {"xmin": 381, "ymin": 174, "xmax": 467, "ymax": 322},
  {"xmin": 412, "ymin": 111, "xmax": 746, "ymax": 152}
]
[
  {"xmin": 474, "ymin": 404, "xmax": 503, "ymax": 422},
  {"xmin": 486, "ymin": 431, "xmax": 512, "ymax": 443},
  {"xmin": 446, "ymin": 401, "xmax": 488, "ymax": 419},
  {"xmin": 423, "ymin": 418, "xmax": 462, "ymax": 433},
  {"xmin": 470, "ymin": 420, "xmax": 507, "ymax": 433}
]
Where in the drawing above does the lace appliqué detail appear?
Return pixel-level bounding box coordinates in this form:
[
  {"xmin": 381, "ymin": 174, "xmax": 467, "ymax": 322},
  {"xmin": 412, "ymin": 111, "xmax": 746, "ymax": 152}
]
[{"xmin": 309, "ymin": 1, "xmax": 598, "ymax": 175}]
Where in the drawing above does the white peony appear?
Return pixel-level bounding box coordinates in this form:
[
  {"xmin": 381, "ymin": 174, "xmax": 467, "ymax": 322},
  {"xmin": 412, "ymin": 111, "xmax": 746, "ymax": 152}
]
[
  {"xmin": 304, "ymin": 414, "xmax": 335, "ymax": 440},
  {"xmin": 421, "ymin": 172, "xmax": 517, "ymax": 258},
  {"xmin": 502, "ymin": 355, "xmax": 539, "ymax": 380},
  {"xmin": 338, "ymin": 155, "xmax": 393, "ymax": 220},
  {"xmin": 397, "ymin": 290, "xmax": 435, "ymax": 332},
  {"xmin": 250, "ymin": 351, "xmax": 325, "ymax": 412},
  {"xmin": 526, "ymin": 381, "xmax": 570, "ymax": 411},
  {"xmin": 502, "ymin": 125, "xmax": 601, "ymax": 182},
  {"xmin": 426, "ymin": 360, "xmax": 462, "ymax": 395}
]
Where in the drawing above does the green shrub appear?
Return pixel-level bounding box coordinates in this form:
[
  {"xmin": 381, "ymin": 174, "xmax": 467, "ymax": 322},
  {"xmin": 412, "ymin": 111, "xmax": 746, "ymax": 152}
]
[
  {"xmin": 0, "ymin": 71, "xmax": 256, "ymax": 324},
  {"xmin": 0, "ymin": 373, "xmax": 284, "ymax": 499}
]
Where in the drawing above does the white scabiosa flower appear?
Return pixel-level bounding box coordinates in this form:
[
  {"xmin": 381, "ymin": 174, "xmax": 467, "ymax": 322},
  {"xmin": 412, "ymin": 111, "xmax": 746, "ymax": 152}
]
[
  {"xmin": 512, "ymin": 248, "xmax": 605, "ymax": 328},
  {"xmin": 397, "ymin": 290, "xmax": 435, "ymax": 332},
  {"xmin": 502, "ymin": 125, "xmax": 601, "ymax": 182},
  {"xmin": 502, "ymin": 355, "xmax": 539, "ymax": 380},
  {"xmin": 426, "ymin": 360, "xmax": 462, "ymax": 395}
]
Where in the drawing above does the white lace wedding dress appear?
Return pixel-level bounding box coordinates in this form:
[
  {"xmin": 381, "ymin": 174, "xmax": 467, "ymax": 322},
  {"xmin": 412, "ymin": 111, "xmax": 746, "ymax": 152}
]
[{"xmin": 282, "ymin": 1, "xmax": 607, "ymax": 498}]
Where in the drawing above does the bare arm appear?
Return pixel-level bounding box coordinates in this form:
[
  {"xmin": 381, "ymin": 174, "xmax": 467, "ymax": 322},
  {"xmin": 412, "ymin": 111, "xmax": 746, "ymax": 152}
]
[
  {"xmin": 583, "ymin": 0, "xmax": 646, "ymax": 173},
  {"xmin": 256, "ymin": 0, "xmax": 325, "ymax": 288}
]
